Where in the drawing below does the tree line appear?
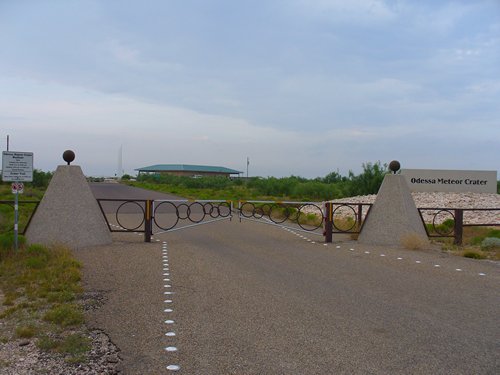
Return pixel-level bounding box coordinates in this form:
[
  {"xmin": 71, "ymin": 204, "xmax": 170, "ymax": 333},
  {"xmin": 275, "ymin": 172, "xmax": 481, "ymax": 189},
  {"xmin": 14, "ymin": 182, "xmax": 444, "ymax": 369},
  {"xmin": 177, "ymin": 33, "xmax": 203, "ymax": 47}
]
[{"xmin": 134, "ymin": 161, "xmax": 389, "ymax": 200}]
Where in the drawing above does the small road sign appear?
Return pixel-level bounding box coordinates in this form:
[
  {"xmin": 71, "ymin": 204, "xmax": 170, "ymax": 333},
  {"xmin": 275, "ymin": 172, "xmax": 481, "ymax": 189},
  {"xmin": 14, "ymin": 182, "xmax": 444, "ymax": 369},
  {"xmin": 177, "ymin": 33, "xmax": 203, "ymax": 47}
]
[{"xmin": 11, "ymin": 182, "xmax": 24, "ymax": 194}]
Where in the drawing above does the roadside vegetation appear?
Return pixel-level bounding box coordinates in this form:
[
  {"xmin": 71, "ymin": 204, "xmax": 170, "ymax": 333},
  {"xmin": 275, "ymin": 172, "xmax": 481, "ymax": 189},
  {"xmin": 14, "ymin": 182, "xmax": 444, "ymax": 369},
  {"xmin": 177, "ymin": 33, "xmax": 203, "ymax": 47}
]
[
  {"xmin": 437, "ymin": 227, "xmax": 500, "ymax": 260},
  {"xmin": 126, "ymin": 161, "xmax": 388, "ymax": 201},
  {"xmin": 123, "ymin": 161, "xmax": 499, "ymax": 260},
  {"xmin": 0, "ymin": 235, "xmax": 90, "ymax": 365},
  {"xmin": 0, "ymin": 170, "xmax": 91, "ymax": 366}
]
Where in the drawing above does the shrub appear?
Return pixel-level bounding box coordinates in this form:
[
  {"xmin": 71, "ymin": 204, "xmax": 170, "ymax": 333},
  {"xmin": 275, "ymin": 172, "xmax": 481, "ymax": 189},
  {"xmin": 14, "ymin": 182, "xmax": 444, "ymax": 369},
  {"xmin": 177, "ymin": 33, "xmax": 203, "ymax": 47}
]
[
  {"xmin": 481, "ymin": 237, "xmax": 500, "ymax": 250},
  {"xmin": 401, "ymin": 232, "xmax": 428, "ymax": 250}
]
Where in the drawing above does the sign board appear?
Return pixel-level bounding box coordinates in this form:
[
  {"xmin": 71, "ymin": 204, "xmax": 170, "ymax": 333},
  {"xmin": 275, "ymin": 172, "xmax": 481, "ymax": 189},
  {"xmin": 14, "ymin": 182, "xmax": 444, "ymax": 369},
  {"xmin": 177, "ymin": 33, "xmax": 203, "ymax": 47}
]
[
  {"xmin": 11, "ymin": 182, "xmax": 24, "ymax": 194},
  {"xmin": 401, "ymin": 169, "xmax": 497, "ymax": 193},
  {"xmin": 1, "ymin": 151, "xmax": 34, "ymax": 182}
]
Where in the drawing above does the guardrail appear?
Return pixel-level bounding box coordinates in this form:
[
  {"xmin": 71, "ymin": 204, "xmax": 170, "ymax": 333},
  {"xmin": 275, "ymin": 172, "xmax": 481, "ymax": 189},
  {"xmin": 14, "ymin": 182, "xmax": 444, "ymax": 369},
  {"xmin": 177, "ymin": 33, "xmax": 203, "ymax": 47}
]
[{"xmin": 418, "ymin": 208, "xmax": 500, "ymax": 245}]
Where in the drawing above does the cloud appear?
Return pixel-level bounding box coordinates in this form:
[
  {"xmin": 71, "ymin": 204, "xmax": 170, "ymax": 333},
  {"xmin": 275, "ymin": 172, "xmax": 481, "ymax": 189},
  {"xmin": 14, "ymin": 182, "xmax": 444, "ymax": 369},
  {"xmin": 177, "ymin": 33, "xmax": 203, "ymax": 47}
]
[
  {"xmin": 0, "ymin": 0, "xmax": 498, "ymax": 178},
  {"xmin": 292, "ymin": 0, "xmax": 397, "ymax": 24}
]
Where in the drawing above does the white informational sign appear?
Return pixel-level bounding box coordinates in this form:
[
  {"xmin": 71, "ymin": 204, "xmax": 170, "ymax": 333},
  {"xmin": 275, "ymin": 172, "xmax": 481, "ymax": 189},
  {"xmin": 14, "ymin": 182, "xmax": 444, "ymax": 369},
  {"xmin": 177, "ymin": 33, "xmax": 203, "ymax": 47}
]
[
  {"xmin": 11, "ymin": 182, "xmax": 24, "ymax": 194},
  {"xmin": 1, "ymin": 151, "xmax": 34, "ymax": 182},
  {"xmin": 401, "ymin": 169, "xmax": 497, "ymax": 193}
]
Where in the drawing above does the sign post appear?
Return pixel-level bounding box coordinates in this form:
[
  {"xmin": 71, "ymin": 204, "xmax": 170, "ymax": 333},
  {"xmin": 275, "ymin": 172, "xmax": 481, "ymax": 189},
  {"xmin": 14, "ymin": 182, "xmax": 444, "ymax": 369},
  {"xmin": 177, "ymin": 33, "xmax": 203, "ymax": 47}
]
[
  {"xmin": 2, "ymin": 152, "xmax": 34, "ymax": 250},
  {"xmin": 11, "ymin": 183, "xmax": 24, "ymax": 250}
]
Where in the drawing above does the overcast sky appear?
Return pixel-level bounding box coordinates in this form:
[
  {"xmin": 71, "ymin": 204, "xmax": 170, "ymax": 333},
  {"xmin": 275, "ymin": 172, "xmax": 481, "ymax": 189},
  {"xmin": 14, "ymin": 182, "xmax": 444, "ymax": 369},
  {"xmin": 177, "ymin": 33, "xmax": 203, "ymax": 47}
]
[{"xmin": 1, "ymin": 0, "xmax": 499, "ymax": 178}]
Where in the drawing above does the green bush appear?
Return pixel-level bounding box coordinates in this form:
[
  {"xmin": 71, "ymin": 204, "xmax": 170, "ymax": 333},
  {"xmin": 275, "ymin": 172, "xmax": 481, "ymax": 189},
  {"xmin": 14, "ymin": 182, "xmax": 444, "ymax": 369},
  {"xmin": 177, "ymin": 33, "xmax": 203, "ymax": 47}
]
[
  {"xmin": 481, "ymin": 237, "xmax": 500, "ymax": 250},
  {"xmin": 30, "ymin": 169, "xmax": 53, "ymax": 188}
]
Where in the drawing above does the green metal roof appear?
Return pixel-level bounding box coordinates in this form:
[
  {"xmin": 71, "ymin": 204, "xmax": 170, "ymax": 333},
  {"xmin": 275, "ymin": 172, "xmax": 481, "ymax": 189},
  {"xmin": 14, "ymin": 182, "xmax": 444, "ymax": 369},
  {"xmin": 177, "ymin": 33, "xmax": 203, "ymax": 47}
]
[{"xmin": 135, "ymin": 164, "xmax": 242, "ymax": 174}]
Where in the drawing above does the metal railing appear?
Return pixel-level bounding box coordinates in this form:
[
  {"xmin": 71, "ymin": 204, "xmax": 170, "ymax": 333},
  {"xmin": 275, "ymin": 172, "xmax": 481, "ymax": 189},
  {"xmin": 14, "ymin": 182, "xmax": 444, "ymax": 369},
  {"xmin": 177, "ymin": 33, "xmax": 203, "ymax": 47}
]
[{"xmin": 418, "ymin": 207, "xmax": 500, "ymax": 245}]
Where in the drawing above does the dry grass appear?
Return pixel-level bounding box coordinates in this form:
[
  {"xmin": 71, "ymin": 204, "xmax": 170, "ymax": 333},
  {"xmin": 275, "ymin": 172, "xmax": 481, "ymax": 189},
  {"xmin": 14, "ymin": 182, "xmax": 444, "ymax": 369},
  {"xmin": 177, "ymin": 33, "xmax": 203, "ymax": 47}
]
[{"xmin": 400, "ymin": 232, "xmax": 429, "ymax": 250}]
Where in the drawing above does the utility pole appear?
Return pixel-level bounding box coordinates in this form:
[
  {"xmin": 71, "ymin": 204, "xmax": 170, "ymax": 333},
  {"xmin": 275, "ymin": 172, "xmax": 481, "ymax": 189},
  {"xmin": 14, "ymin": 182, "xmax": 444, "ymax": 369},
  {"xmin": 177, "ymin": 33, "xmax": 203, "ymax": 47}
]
[
  {"xmin": 6, "ymin": 135, "xmax": 9, "ymax": 151},
  {"xmin": 246, "ymin": 157, "xmax": 249, "ymax": 178}
]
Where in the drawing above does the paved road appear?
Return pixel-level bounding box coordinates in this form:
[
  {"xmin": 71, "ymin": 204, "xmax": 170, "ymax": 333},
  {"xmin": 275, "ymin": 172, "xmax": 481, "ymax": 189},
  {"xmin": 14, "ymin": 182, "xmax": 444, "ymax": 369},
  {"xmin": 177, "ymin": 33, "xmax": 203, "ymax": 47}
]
[{"xmin": 80, "ymin": 183, "xmax": 499, "ymax": 374}]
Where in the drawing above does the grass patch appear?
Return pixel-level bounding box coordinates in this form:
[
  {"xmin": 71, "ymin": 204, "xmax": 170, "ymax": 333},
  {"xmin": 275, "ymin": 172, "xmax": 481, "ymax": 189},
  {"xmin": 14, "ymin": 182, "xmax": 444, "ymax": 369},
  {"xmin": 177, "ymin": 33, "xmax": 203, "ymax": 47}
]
[
  {"xmin": 430, "ymin": 226, "xmax": 500, "ymax": 260},
  {"xmin": 37, "ymin": 333, "xmax": 91, "ymax": 364},
  {"xmin": 43, "ymin": 304, "xmax": 84, "ymax": 327},
  {"xmin": 463, "ymin": 250, "xmax": 487, "ymax": 259},
  {"xmin": 59, "ymin": 333, "xmax": 91, "ymax": 363},
  {"xmin": 0, "ymin": 239, "xmax": 90, "ymax": 365},
  {"xmin": 15, "ymin": 324, "xmax": 38, "ymax": 338}
]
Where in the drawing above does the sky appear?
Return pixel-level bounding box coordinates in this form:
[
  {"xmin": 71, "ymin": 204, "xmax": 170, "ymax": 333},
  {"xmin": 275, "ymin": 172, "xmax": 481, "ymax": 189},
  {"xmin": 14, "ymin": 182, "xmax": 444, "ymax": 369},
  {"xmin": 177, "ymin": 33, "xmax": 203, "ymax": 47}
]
[{"xmin": 1, "ymin": 0, "xmax": 499, "ymax": 178}]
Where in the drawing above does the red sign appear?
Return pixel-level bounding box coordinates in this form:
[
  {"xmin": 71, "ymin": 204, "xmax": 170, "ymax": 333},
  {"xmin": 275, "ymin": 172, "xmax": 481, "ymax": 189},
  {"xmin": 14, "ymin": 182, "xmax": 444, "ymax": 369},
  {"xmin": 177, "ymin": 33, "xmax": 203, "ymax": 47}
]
[{"xmin": 11, "ymin": 182, "xmax": 24, "ymax": 194}]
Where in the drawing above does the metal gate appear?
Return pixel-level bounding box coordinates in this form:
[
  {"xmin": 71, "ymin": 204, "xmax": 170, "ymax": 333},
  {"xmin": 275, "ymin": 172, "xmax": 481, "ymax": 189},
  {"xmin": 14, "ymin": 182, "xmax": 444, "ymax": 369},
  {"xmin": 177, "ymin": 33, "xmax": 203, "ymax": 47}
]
[
  {"xmin": 96, "ymin": 198, "xmax": 376, "ymax": 243},
  {"xmin": 153, "ymin": 200, "xmax": 233, "ymax": 235},
  {"xmin": 96, "ymin": 199, "xmax": 234, "ymax": 241}
]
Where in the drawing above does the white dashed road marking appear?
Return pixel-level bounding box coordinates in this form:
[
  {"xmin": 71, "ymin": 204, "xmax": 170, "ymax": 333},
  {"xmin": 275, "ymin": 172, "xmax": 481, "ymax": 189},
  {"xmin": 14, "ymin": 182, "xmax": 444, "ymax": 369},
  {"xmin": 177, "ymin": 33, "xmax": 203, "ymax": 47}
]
[{"xmin": 161, "ymin": 241, "xmax": 180, "ymax": 372}]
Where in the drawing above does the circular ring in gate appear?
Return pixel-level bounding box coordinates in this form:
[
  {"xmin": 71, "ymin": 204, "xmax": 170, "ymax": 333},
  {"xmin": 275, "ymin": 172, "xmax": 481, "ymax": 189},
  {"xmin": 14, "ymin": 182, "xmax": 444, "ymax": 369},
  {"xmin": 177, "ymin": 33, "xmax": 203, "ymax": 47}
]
[
  {"xmin": 332, "ymin": 204, "xmax": 357, "ymax": 232},
  {"xmin": 218, "ymin": 202, "xmax": 232, "ymax": 218},
  {"xmin": 254, "ymin": 205, "xmax": 265, "ymax": 219},
  {"xmin": 240, "ymin": 202, "xmax": 255, "ymax": 218},
  {"xmin": 116, "ymin": 201, "xmax": 145, "ymax": 231},
  {"xmin": 269, "ymin": 203, "xmax": 291, "ymax": 224},
  {"xmin": 204, "ymin": 203, "xmax": 215, "ymax": 216},
  {"xmin": 187, "ymin": 202, "xmax": 205, "ymax": 223},
  {"xmin": 432, "ymin": 209, "xmax": 455, "ymax": 236},
  {"xmin": 297, "ymin": 204, "xmax": 324, "ymax": 231},
  {"xmin": 177, "ymin": 203, "xmax": 190, "ymax": 220},
  {"xmin": 154, "ymin": 201, "xmax": 179, "ymax": 231}
]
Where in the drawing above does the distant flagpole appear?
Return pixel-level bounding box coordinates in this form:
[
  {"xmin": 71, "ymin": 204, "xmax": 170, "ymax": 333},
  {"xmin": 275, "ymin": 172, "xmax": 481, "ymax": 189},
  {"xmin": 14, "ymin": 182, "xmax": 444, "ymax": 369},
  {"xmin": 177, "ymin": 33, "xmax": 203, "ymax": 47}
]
[{"xmin": 246, "ymin": 157, "xmax": 249, "ymax": 178}]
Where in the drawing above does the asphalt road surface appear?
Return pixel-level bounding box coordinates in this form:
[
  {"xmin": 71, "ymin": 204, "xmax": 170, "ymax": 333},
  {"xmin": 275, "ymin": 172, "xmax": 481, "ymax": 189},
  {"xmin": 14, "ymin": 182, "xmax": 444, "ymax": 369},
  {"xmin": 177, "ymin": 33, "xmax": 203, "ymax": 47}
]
[{"xmin": 80, "ymin": 183, "xmax": 499, "ymax": 374}]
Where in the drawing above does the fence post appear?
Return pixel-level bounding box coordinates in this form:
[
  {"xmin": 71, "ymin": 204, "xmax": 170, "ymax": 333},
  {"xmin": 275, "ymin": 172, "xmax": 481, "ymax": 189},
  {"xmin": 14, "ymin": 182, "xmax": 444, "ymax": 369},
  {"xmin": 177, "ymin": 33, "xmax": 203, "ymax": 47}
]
[
  {"xmin": 453, "ymin": 209, "xmax": 463, "ymax": 246},
  {"xmin": 324, "ymin": 202, "xmax": 333, "ymax": 243},
  {"xmin": 145, "ymin": 200, "xmax": 153, "ymax": 243},
  {"xmin": 357, "ymin": 204, "xmax": 363, "ymax": 232}
]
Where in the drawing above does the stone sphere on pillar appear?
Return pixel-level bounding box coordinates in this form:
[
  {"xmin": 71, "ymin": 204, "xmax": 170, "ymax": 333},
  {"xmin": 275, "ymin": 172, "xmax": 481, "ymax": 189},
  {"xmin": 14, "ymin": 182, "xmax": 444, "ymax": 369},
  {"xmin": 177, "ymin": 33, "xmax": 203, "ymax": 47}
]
[
  {"xmin": 389, "ymin": 160, "xmax": 401, "ymax": 174},
  {"xmin": 62, "ymin": 150, "xmax": 76, "ymax": 165}
]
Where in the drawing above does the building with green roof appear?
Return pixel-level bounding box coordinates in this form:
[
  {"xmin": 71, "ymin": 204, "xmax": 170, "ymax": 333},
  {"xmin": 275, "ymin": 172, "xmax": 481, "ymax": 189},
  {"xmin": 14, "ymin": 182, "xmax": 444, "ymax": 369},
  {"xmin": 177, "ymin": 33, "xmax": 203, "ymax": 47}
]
[{"xmin": 135, "ymin": 164, "xmax": 242, "ymax": 178}]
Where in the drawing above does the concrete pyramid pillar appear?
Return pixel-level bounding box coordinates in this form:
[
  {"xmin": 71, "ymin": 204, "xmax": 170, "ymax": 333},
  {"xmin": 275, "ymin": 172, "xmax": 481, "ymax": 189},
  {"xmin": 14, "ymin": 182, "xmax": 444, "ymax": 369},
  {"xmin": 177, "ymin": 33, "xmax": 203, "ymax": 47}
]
[
  {"xmin": 358, "ymin": 174, "xmax": 428, "ymax": 246},
  {"xmin": 26, "ymin": 164, "xmax": 112, "ymax": 249}
]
